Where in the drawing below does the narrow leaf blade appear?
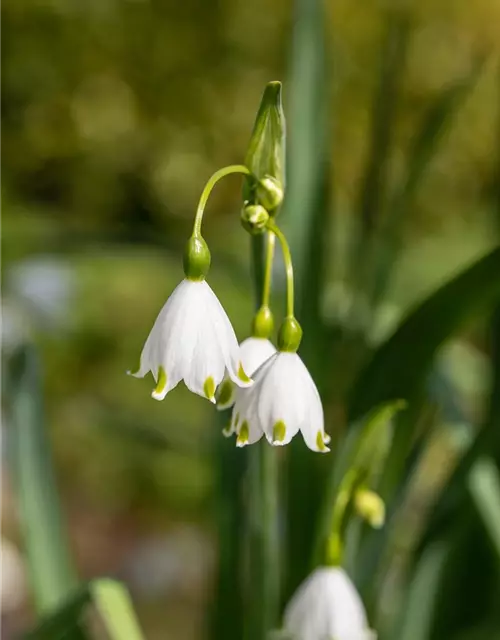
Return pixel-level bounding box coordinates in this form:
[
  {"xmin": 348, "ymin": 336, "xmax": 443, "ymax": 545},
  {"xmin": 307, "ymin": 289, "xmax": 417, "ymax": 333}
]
[{"xmin": 7, "ymin": 346, "xmax": 78, "ymax": 615}]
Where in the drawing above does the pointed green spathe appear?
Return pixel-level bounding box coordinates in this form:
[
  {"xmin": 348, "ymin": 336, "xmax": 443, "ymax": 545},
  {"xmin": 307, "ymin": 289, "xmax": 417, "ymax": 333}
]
[{"xmin": 244, "ymin": 81, "xmax": 286, "ymax": 208}]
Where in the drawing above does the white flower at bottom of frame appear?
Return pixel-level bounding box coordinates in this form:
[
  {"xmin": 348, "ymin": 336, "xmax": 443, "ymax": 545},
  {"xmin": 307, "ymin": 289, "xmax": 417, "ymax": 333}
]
[
  {"xmin": 128, "ymin": 279, "xmax": 252, "ymax": 402},
  {"xmin": 217, "ymin": 336, "xmax": 276, "ymax": 413},
  {"xmin": 283, "ymin": 566, "xmax": 376, "ymax": 640},
  {"xmin": 230, "ymin": 351, "xmax": 331, "ymax": 452}
]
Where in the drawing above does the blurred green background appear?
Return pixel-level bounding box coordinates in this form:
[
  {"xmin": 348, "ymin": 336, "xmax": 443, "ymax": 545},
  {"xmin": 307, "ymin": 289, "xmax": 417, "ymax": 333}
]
[{"xmin": 2, "ymin": 0, "xmax": 500, "ymax": 638}]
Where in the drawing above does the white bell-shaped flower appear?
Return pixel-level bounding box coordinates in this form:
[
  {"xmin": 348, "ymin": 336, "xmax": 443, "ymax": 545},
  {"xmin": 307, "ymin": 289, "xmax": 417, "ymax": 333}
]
[
  {"xmin": 129, "ymin": 278, "xmax": 252, "ymax": 402},
  {"xmin": 231, "ymin": 351, "xmax": 330, "ymax": 451},
  {"xmin": 283, "ymin": 567, "xmax": 376, "ymax": 640},
  {"xmin": 217, "ymin": 336, "xmax": 276, "ymax": 412}
]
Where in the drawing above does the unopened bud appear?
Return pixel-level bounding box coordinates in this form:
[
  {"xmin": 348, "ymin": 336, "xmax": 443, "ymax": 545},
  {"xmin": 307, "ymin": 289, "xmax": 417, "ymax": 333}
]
[
  {"xmin": 257, "ymin": 176, "xmax": 284, "ymax": 211},
  {"xmin": 243, "ymin": 81, "xmax": 286, "ymax": 204},
  {"xmin": 354, "ymin": 489, "xmax": 385, "ymax": 529},
  {"xmin": 241, "ymin": 204, "xmax": 269, "ymax": 234}
]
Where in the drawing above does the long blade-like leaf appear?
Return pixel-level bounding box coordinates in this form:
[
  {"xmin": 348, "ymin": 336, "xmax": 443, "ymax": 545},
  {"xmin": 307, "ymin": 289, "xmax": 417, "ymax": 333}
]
[
  {"xmin": 468, "ymin": 458, "xmax": 500, "ymax": 561},
  {"xmin": 396, "ymin": 543, "xmax": 449, "ymax": 640},
  {"xmin": 23, "ymin": 579, "xmax": 145, "ymax": 640},
  {"xmin": 7, "ymin": 345, "xmax": 78, "ymax": 615},
  {"xmin": 282, "ymin": 0, "xmax": 331, "ymax": 603},
  {"xmin": 349, "ymin": 245, "xmax": 500, "ymax": 436},
  {"xmin": 370, "ymin": 55, "xmax": 486, "ymax": 307}
]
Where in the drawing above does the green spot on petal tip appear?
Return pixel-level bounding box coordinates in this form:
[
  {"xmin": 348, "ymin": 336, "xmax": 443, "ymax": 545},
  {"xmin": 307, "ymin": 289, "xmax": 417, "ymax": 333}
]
[
  {"xmin": 237, "ymin": 362, "xmax": 252, "ymax": 383},
  {"xmin": 217, "ymin": 378, "xmax": 234, "ymax": 407},
  {"xmin": 153, "ymin": 367, "xmax": 167, "ymax": 397},
  {"xmin": 273, "ymin": 420, "xmax": 286, "ymax": 443},
  {"xmin": 236, "ymin": 421, "xmax": 249, "ymax": 446},
  {"xmin": 316, "ymin": 431, "xmax": 329, "ymax": 452},
  {"xmin": 222, "ymin": 423, "xmax": 233, "ymax": 437},
  {"xmin": 204, "ymin": 376, "xmax": 216, "ymax": 401}
]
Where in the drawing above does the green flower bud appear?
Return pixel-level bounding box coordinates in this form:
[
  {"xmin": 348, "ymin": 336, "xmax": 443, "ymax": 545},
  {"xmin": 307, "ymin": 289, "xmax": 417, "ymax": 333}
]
[
  {"xmin": 257, "ymin": 176, "xmax": 284, "ymax": 211},
  {"xmin": 183, "ymin": 235, "xmax": 211, "ymax": 280},
  {"xmin": 243, "ymin": 81, "xmax": 286, "ymax": 205},
  {"xmin": 241, "ymin": 204, "xmax": 269, "ymax": 235},
  {"xmin": 252, "ymin": 306, "xmax": 274, "ymax": 338},
  {"xmin": 277, "ymin": 316, "xmax": 303, "ymax": 352},
  {"xmin": 354, "ymin": 489, "xmax": 385, "ymax": 529}
]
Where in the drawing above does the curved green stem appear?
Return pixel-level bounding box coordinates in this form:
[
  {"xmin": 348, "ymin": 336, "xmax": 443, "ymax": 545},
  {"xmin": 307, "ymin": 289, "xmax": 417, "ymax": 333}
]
[
  {"xmin": 326, "ymin": 468, "xmax": 358, "ymax": 566},
  {"xmin": 267, "ymin": 222, "xmax": 294, "ymax": 317},
  {"xmin": 261, "ymin": 232, "xmax": 275, "ymax": 308},
  {"xmin": 193, "ymin": 165, "xmax": 251, "ymax": 236}
]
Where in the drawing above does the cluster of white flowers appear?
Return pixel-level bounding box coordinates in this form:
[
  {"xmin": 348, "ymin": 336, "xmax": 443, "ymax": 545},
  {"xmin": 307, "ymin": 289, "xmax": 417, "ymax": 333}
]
[
  {"xmin": 129, "ymin": 279, "xmax": 330, "ymax": 452},
  {"xmin": 129, "ymin": 87, "xmax": 329, "ymax": 452}
]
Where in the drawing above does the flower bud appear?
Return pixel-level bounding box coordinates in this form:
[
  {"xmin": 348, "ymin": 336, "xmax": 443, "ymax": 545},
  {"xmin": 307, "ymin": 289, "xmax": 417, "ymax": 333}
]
[
  {"xmin": 257, "ymin": 176, "xmax": 284, "ymax": 211},
  {"xmin": 354, "ymin": 489, "xmax": 385, "ymax": 529},
  {"xmin": 241, "ymin": 204, "xmax": 269, "ymax": 234},
  {"xmin": 243, "ymin": 81, "xmax": 286, "ymax": 206},
  {"xmin": 183, "ymin": 235, "xmax": 211, "ymax": 280}
]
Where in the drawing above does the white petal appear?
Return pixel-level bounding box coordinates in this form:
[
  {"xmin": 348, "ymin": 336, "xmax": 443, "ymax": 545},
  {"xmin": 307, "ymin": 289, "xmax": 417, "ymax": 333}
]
[
  {"xmin": 202, "ymin": 282, "xmax": 253, "ymax": 389},
  {"xmin": 256, "ymin": 353, "xmax": 306, "ymax": 446},
  {"xmin": 232, "ymin": 389, "xmax": 263, "ymax": 447},
  {"xmin": 284, "ymin": 567, "xmax": 372, "ymax": 640},
  {"xmin": 130, "ymin": 279, "xmax": 194, "ymax": 381},
  {"xmin": 182, "ymin": 286, "xmax": 226, "ymax": 401},
  {"xmin": 240, "ymin": 337, "xmax": 276, "ymax": 376},
  {"xmin": 299, "ymin": 364, "xmax": 330, "ymax": 453},
  {"xmin": 216, "ymin": 337, "xmax": 276, "ymax": 411}
]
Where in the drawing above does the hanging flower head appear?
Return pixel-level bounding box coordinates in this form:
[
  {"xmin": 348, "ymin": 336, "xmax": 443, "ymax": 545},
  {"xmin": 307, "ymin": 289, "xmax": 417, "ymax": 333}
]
[
  {"xmin": 231, "ymin": 316, "xmax": 330, "ymax": 452},
  {"xmin": 230, "ymin": 223, "xmax": 330, "ymax": 452},
  {"xmin": 283, "ymin": 567, "xmax": 376, "ymax": 640},
  {"xmin": 129, "ymin": 167, "xmax": 255, "ymax": 402}
]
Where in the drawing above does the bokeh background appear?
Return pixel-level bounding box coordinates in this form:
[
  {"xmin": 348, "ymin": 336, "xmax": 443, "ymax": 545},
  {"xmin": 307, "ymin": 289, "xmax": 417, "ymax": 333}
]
[{"xmin": 2, "ymin": 0, "xmax": 500, "ymax": 638}]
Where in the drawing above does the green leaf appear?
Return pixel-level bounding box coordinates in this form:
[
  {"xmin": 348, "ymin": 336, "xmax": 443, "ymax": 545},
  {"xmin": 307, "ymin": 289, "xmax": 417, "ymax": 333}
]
[
  {"xmin": 396, "ymin": 543, "xmax": 449, "ymax": 640},
  {"xmin": 370, "ymin": 54, "xmax": 486, "ymax": 307},
  {"xmin": 23, "ymin": 579, "xmax": 145, "ymax": 640},
  {"xmin": 282, "ymin": 0, "xmax": 329, "ymax": 313},
  {"xmin": 422, "ymin": 76, "xmax": 500, "ymax": 544},
  {"xmin": 282, "ymin": 0, "xmax": 331, "ymax": 602},
  {"xmin": 209, "ymin": 432, "xmax": 246, "ymax": 640},
  {"xmin": 355, "ymin": 9, "xmax": 411, "ymax": 243},
  {"xmin": 349, "ymin": 247, "xmax": 500, "ymax": 494},
  {"xmin": 7, "ymin": 345, "xmax": 78, "ymax": 615},
  {"xmin": 467, "ymin": 458, "xmax": 500, "ymax": 561}
]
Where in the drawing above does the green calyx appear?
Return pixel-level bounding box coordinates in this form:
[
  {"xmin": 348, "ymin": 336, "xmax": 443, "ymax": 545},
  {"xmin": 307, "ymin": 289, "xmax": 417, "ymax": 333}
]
[
  {"xmin": 241, "ymin": 204, "xmax": 270, "ymax": 235},
  {"xmin": 183, "ymin": 234, "xmax": 211, "ymax": 280},
  {"xmin": 277, "ymin": 316, "xmax": 302, "ymax": 352},
  {"xmin": 252, "ymin": 306, "xmax": 274, "ymax": 339},
  {"xmin": 257, "ymin": 176, "xmax": 284, "ymax": 212}
]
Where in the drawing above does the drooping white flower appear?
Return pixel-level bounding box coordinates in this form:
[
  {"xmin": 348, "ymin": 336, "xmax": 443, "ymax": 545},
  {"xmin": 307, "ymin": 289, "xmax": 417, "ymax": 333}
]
[
  {"xmin": 283, "ymin": 567, "xmax": 376, "ymax": 640},
  {"xmin": 217, "ymin": 336, "xmax": 276, "ymax": 413},
  {"xmin": 129, "ymin": 279, "xmax": 252, "ymax": 402},
  {"xmin": 231, "ymin": 351, "xmax": 330, "ymax": 451}
]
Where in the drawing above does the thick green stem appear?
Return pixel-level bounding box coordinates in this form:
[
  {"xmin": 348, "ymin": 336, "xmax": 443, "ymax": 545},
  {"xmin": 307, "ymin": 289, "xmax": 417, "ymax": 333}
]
[
  {"xmin": 267, "ymin": 222, "xmax": 295, "ymax": 317},
  {"xmin": 192, "ymin": 165, "xmax": 250, "ymax": 236},
  {"xmin": 245, "ymin": 235, "xmax": 280, "ymax": 640}
]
